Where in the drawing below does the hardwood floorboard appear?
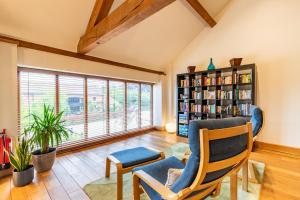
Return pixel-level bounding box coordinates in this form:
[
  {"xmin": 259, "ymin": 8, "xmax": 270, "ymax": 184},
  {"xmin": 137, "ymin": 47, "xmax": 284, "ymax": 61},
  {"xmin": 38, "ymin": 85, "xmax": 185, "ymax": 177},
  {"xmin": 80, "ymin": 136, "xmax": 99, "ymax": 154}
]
[
  {"xmin": 0, "ymin": 176, "xmax": 11, "ymax": 200},
  {"xmin": 0, "ymin": 131, "xmax": 299, "ymax": 200}
]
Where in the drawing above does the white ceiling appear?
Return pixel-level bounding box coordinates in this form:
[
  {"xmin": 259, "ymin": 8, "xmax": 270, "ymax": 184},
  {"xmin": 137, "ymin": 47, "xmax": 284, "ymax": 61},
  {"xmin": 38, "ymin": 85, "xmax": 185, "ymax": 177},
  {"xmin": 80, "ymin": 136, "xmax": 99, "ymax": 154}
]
[{"xmin": 0, "ymin": 0, "xmax": 230, "ymax": 71}]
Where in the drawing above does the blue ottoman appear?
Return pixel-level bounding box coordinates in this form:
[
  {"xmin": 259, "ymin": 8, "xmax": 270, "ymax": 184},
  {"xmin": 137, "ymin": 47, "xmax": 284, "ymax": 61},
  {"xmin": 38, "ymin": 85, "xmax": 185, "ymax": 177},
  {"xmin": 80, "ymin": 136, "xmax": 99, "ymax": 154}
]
[{"xmin": 105, "ymin": 147, "xmax": 165, "ymax": 200}]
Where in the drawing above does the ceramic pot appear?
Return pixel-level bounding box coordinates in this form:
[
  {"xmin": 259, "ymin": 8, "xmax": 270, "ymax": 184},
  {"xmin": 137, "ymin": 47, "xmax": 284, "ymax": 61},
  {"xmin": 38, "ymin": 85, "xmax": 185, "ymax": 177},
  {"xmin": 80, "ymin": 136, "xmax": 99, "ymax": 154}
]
[
  {"xmin": 187, "ymin": 66, "xmax": 196, "ymax": 73},
  {"xmin": 32, "ymin": 147, "xmax": 56, "ymax": 172},
  {"xmin": 230, "ymin": 58, "xmax": 243, "ymax": 66},
  {"xmin": 12, "ymin": 165, "xmax": 34, "ymax": 187}
]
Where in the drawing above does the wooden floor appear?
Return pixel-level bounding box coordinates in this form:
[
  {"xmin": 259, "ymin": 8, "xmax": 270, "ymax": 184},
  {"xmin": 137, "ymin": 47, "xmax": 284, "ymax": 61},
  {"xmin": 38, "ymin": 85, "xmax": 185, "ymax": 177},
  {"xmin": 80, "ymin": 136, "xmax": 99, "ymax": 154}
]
[{"xmin": 0, "ymin": 131, "xmax": 300, "ymax": 200}]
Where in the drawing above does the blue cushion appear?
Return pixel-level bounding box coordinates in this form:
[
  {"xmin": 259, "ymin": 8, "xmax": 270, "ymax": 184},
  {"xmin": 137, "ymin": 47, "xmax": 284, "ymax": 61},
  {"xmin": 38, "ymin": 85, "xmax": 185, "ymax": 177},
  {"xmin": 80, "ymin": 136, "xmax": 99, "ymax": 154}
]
[
  {"xmin": 250, "ymin": 105, "xmax": 263, "ymax": 137},
  {"xmin": 111, "ymin": 147, "xmax": 161, "ymax": 168},
  {"xmin": 133, "ymin": 156, "xmax": 185, "ymax": 200},
  {"xmin": 171, "ymin": 117, "xmax": 248, "ymax": 194}
]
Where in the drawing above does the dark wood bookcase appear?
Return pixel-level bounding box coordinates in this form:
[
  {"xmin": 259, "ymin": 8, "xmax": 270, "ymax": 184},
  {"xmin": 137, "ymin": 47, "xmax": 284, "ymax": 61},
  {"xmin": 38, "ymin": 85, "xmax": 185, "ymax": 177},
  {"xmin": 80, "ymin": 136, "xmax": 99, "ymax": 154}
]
[{"xmin": 176, "ymin": 64, "xmax": 256, "ymax": 137}]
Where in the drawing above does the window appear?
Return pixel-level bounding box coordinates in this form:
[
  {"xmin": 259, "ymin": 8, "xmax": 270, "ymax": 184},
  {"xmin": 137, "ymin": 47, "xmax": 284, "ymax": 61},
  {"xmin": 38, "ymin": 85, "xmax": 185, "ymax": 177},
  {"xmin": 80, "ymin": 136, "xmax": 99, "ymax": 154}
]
[
  {"xmin": 87, "ymin": 79, "xmax": 107, "ymax": 138},
  {"xmin": 127, "ymin": 83, "xmax": 139, "ymax": 130},
  {"xmin": 59, "ymin": 76, "xmax": 85, "ymax": 142},
  {"xmin": 109, "ymin": 81, "xmax": 125, "ymax": 133},
  {"xmin": 18, "ymin": 68, "xmax": 153, "ymax": 148},
  {"xmin": 19, "ymin": 71, "xmax": 56, "ymax": 131},
  {"xmin": 141, "ymin": 84, "xmax": 152, "ymax": 127}
]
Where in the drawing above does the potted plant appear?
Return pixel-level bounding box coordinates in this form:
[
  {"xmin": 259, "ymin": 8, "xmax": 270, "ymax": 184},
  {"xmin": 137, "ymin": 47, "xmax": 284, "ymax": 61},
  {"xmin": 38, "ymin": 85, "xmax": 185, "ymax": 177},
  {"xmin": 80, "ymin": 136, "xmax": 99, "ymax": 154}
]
[
  {"xmin": 5, "ymin": 136, "xmax": 34, "ymax": 187},
  {"xmin": 29, "ymin": 105, "xmax": 70, "ymax": 172}
]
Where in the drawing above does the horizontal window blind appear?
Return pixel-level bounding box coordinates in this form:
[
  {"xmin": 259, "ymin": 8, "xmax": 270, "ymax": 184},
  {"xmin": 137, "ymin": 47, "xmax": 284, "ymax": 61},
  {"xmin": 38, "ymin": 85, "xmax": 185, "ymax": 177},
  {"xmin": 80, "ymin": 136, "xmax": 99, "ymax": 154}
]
[
  {"xmin": 87, "ymin": 79, "xmax": 107, "ymax": 138},
  {"xmin": 19, "ymin": 71, "xmax": 56, "ymax": 131},
  {"xmin": 141, "ymin": 84, "xmax": 152, "ymax": 127},
  {"xmin": 18, "ymin": 67, "xmax": 153, "ymax": 148},
  {"xmin": 59, "ymin": 76, "xmax": 85, "ymax": 142},
  {"xmin": 127, "ymin": 83, "xmax": 139, "ymax": 130},
  {"xmin": 109, "ymin": 81, "xmax": 125, "ymax": 134}
]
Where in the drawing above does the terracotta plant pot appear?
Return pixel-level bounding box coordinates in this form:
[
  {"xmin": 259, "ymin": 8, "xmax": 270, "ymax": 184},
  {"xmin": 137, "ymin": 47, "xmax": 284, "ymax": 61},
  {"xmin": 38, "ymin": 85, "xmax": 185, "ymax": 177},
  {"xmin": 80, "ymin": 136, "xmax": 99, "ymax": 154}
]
[
  {"xmin": 32, "ymin": 147, "xmax": 56, "ymax": 173},
  {"xmin": 187, "ymin": 66, "xmax": 196, "ymax": 73},
  {"xmin": 12, "ymin": 165, "xmax": 34, "ymax": 187},
  {"xmin": 230, "ymin": 58, "xmax": 243, "ymax": 66}
]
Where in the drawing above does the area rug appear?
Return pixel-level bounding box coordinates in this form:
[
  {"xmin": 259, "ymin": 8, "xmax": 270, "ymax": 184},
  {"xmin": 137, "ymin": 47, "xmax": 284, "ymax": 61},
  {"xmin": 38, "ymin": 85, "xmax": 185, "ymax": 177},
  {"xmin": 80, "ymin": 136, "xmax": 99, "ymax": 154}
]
[{"xmin": 83, "ymin": 143, "xmax": 265, "ymax": 200}]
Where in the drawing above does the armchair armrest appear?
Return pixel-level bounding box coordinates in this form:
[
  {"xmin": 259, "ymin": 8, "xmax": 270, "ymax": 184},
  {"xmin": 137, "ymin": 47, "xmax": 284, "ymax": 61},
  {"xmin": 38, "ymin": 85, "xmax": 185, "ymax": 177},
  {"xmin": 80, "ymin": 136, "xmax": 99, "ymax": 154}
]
[{"xmin": 133, "ymin": 170, "xmax": 178, "ymax": 200}]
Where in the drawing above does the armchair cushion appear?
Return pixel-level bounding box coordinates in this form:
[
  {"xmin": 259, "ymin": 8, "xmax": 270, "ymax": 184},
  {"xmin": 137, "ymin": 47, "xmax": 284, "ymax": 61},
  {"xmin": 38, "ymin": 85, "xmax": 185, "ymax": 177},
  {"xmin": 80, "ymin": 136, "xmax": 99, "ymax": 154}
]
[
  {"xmin": 110, "ymin": 147, "xmax": 161, "ymax": 168},
  {"xmin": 171, "ymin": 117, "xmax": 248, "ymax": 193},
  {"xmin": 133, "ymin": 156, "xmax": 185, "ymax": 200}
]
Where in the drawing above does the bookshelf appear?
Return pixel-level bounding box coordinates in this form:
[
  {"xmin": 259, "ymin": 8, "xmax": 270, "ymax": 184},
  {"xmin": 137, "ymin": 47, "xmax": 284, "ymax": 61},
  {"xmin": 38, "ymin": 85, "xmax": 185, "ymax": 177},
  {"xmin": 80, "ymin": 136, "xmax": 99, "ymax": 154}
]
[{"xmin": 177, "ymin": 64, "xmax": 256, "ymax": 137}]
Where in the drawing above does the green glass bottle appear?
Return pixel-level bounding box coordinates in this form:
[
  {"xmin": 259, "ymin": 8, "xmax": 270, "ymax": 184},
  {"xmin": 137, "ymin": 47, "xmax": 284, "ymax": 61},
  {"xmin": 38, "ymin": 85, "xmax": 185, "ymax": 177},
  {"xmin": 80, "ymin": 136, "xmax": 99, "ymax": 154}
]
[{"xmin": 208, "ymin": 58, "xmax": 215, "ymax": 70}]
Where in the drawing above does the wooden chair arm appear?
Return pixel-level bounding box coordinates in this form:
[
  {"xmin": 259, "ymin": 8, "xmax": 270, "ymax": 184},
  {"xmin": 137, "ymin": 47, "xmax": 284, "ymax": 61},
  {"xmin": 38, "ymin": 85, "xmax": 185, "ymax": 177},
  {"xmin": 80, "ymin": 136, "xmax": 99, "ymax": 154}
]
[{"xmin": 133, "ymin": 170, "xmax": 178, "ymax": 200}]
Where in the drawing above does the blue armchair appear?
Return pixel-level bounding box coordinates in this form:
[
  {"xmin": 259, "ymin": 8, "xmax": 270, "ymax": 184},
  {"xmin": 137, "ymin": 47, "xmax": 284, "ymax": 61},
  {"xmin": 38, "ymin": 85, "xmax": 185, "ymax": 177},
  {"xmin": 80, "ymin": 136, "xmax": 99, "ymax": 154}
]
[
  {"xmin": 133, "ymin": 118, "xmax": 253, "ymax": 200},
  {"xmin": 249, "ymin": 105, "xmax": 263, "ymax": 138}
]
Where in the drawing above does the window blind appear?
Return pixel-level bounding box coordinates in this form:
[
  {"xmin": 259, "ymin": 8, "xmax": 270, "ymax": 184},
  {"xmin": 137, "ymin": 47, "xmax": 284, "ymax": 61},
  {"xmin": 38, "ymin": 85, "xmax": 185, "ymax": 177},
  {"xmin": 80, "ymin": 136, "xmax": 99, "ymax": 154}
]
[
  {"xmin": 141, "ymin": 84, "xmax": 152, "ymax": 127},
  {"xmin": 127, "ymin": 83, "xmax": 139, "ymax": 130},
  {"xmin": 87, "ymin": 78, "xmax": 107, "ymax": 138},
  {"xmin": 109, "ymin": 81, "xmax": 125, "ymax": 134},
  {"xmin": 59, "ymin": 76, "xmax": 85, "ymax": 142},
  {"xmin": 19, "ymin": 71, "xmax": 56, "ymax": 131},
  {"xmin": 18, "ymin": 68, "xmax": 153, "ymax": 149}
]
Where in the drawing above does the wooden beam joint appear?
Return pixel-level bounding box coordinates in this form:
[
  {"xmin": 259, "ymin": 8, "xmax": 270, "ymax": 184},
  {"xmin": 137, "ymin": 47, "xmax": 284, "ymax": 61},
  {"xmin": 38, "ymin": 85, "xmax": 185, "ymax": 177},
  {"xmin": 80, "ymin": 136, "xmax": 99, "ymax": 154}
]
[{"xmin": 78, "ymin": 0, "xmax": 176, "ymax": 54}]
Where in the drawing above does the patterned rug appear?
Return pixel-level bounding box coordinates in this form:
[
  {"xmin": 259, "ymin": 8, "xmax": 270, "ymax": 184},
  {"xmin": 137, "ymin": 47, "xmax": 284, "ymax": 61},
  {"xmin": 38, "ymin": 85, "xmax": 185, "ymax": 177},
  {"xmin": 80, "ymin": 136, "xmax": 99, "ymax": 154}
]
[{"xmin": 84, "ymin": 143, "xmax": 265, "ymax": 200}]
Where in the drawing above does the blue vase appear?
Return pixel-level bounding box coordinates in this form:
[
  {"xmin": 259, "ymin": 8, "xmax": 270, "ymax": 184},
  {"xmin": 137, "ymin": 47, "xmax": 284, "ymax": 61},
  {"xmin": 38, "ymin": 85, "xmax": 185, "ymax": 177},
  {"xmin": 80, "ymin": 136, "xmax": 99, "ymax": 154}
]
[{"xmin": 208, "ymin": 58, "xmax": 215, "ymax": 70}]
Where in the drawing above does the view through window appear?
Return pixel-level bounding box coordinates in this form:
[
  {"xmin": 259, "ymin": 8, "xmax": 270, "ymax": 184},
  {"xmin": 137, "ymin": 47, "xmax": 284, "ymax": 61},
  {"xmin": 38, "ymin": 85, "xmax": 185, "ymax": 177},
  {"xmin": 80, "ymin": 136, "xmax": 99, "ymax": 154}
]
[{"xmin": 19, "ymin": 69, "xmax": 153, "ymax": 146}]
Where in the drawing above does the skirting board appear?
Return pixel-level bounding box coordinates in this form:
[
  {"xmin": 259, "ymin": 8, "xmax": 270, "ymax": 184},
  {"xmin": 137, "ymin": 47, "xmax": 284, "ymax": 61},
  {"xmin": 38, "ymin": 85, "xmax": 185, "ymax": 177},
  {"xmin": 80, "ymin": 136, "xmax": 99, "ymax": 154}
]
[{"xmin": 254, "ymin": 141, "xmax": 300, "ymax": 158}]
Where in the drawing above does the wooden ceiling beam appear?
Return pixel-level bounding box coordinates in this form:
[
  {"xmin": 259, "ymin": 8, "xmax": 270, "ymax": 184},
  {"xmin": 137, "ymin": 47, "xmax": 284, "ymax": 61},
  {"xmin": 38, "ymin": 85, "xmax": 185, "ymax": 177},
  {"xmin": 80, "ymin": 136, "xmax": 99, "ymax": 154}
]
[
  {"xmin": 85, "ymin": 0, "xmax": 115, "ymax": 33},
  {"xmin": 0, "ymin": 35, "xmax": 166, "ymax": 75},
  {"xmin": 77, "ymin": 0, "xmax": 176, "ymax": 54},
  {"xmin": 186, "ymin": 0, "xmax": 216, "ymax": 27}
]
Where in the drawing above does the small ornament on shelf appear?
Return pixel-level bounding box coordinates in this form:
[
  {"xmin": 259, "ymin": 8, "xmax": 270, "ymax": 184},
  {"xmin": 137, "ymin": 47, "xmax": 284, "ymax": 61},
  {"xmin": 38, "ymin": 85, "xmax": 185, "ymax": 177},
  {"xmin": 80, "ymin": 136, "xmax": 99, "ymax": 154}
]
[{"xmin": 207, "ymin": 58, "xmax": 216, "ymax": 70}]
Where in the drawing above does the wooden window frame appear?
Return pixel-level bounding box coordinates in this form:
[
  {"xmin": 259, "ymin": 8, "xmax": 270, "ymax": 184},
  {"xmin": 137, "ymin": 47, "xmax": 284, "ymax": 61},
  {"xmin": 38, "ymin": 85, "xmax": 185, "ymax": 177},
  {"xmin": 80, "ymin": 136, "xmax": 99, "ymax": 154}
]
[{"xmin": 17, "ymin": 67, "xmax": 154, "ymax": 151}]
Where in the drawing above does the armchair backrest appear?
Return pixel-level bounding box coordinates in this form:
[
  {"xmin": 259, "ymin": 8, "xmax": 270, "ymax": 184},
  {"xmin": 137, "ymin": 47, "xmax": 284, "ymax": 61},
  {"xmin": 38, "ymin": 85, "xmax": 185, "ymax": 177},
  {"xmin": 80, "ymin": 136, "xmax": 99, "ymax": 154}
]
[
  {"xmin": 250, "ymin": 105, "xmax": 263, "ymax": 138},
  {"xmin": 171, "ymin": 118, "xmax": 253, "ymax": 199}
]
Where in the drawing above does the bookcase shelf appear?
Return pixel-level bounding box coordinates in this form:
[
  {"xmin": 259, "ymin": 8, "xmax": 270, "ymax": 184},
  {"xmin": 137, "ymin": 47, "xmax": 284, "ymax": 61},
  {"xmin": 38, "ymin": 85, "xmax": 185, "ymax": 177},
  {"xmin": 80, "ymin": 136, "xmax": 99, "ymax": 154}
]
[{"xmin": 177, "ymin": 64, "xmax": 256, "ymax": 137}]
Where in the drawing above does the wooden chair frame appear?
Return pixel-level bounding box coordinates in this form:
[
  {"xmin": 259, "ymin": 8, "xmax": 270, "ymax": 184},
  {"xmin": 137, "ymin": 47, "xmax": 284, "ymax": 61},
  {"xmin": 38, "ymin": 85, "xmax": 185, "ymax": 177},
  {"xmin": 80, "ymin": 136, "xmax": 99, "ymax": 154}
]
[
  {"xmin": 105, "ymin": 147, "xmax": 165, "ymax": 200},
  {"xmin": 133, "ymin": 122, "xmax": 253, "ymax": 200}
]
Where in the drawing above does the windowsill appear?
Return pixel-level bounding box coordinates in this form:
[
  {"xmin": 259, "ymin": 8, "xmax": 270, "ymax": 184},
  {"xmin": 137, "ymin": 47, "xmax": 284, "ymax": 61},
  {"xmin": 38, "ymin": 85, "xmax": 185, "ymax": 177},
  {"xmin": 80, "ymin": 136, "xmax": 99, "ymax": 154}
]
[{"xmin": 56, "ymin": 126, "xmax": 154, "ymax": 154}]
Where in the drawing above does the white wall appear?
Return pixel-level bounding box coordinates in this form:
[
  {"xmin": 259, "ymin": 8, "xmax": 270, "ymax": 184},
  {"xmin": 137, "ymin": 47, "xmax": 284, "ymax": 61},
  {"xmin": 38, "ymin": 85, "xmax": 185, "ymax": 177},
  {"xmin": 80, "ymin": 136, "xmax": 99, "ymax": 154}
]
[
  {"xmin": 0, "ymin": 42, "xmax": 18, "ymax": 137},
  {"xmin": 18, "ymin": 48, "xmax": 161, "ymax": 83},
  {"xmin": 171, "ymin": 0, "xmax": 300, "ymax": 148}
]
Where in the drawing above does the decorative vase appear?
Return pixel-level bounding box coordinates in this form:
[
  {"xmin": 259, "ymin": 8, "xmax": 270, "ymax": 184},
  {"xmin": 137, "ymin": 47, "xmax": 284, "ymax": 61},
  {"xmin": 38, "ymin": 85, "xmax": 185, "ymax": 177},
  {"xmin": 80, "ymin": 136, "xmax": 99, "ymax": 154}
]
[
  {"xmin": 229, "ymin": 58, "xmax": 243, "ymax": 67},
  {"xmin": 32, "ymin": 147, "xmax": 56, "ymax": 172},
  {"xmin": 187, "ymin": 66, "xmax": 196, "ymax": 73},
  {"xmin": 207, "ymin": 58, "xmax": 215, "ymax": 70}
]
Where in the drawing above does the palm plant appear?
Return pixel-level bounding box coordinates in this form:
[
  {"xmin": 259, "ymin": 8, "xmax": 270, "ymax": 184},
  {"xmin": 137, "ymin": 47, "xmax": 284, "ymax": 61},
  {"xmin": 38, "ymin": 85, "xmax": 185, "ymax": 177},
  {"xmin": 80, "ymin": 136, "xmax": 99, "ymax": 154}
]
[
  {"xmin": 29, "ymin": 104, "xmax": 69, "ymax": 154},
  {"xmin": 5, "ymin": 135, "xmax": 32, "ymax": 172}
]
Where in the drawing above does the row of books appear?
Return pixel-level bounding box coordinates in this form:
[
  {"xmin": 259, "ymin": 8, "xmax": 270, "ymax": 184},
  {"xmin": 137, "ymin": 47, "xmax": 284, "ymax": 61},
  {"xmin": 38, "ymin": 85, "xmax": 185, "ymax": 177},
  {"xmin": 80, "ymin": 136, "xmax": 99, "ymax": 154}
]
[
  {"xmin": 179, "ymin": 102, "xmax": 189, "ymax": 112},
  {"xmin": 194, "ymin": 89, "xmax": 250, "ymax": 100},
  {"xmin": 190, "ymin": 103, "xmax": 202, "ymax": 112},
  {"xmin": 179, "ymin": 114, "xmax": 188, "ymax": 124},
  {"xmin": 239, "ymin": 73, "xmax": 252, "ymax": 84},
  {"xmin": 221, "ymin": 105, "xmax": 238, "ymax": 115},
  {"xmin": 179, "ymin": 79, "xmax": 189, "ymax": 87},
  {"xmin": 204, "ymin": 90, "xmax": 216, "ymax": 100},
  {"xmin": 202, "ymin": 105, "xmax": 217, "ymax": 114},
  {"xmin": 191, "ymin": 91, "xmax": 202, "ymax": 99},
  {"xmin": 179, "ymin": 125, "xmax": 188, "ymax": 136},
  {"xmin": 237, "ymin": 103, "xmax": 251, "ymax": 116},
  {"xmin": 180, "ymin": 72, "xmax": 252, "ymax": 88},
  {"xmin": 192, "ymin": 75, "xmax": 202, "ymax": 86},
  {"xmin": 238, "ymin": 90, "xmax": 252, "ymax": 100}
]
